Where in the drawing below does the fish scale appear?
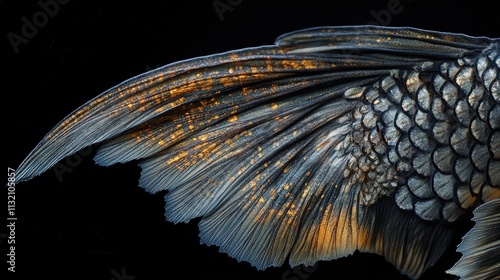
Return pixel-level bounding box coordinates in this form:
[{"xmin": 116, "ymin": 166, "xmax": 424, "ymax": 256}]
[
  {"xmin": 11, "ymin": 26, "xmax": 500, "ymax": 278},
  {"xmin": 364, "ymin": 47, "xmax": 500, "ymax": 223}
]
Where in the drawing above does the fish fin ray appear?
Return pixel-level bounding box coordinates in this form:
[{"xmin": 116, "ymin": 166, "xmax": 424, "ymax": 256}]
[
  {"xmin": 14, "ymin": 25, "xmax": 498, "ymax": 279},
  {"xmin": 276, "ymin": 25, "xmax": 496, "ymax": 59},
  {"xmin": 447, "ymin": 198, "xmax": 500, "ymax": 280},
  {"xmin": 15, "ymin": 43, "xmax": 403, "ymax": 183}
]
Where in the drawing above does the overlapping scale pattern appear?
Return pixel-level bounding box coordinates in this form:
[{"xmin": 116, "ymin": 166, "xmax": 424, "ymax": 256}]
[
  {"xmin": 349, "ymin": 48, "xmax": 499, "ymax": 223},
  {"xmin": 386, "ymin": 48, "xmax": 500, "ymax": 222}
]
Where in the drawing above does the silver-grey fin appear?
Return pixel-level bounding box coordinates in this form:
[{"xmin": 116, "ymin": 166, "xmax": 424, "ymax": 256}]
[
  {"xmin": 447, "ymin": 198, "xmax": 500, "ymax": 280},
  {"xmin": 11, "ymin": 26, "xmax": 500, "ymax": 279},
  {"xmin": 276, "ymin": 25, "xmax": 498, "ymax": 58},
  {"xmin": 360, "ymin": 197, "xmax": 456, "ymax": 279}
]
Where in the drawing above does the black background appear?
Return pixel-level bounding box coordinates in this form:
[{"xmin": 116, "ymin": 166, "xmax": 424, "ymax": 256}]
[{"xmin": 3, "ymin": 1, "xmax": 498, "ymax": 279}]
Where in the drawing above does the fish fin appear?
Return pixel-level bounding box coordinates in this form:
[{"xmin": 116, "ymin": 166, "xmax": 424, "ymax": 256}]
[
  {"xmin": 14, "ymin": 45, "xmax": 404, "ymax": 183},
  {"xmin": 13, "ymin": 26, "xmax": 496, "ymax": 278},
  {"xmin": 447, "ymin": 198, "xmax": 500, "ymax": 280},
  {"xmin": 15, "ymin": 26, "xmax": 493, "ymax": 183},
  {"xmin": 357, "ymin": 197, "xmax": 456, "ymax": 279},
  {"xmin": 276, "ymin": 25, "xmax": 496, "ymax": 58}
]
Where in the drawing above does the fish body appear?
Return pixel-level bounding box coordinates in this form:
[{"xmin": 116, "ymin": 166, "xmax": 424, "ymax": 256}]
[{"xmin": 13, "ymin": 26, "xmax": 500, "ymax": 279}]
